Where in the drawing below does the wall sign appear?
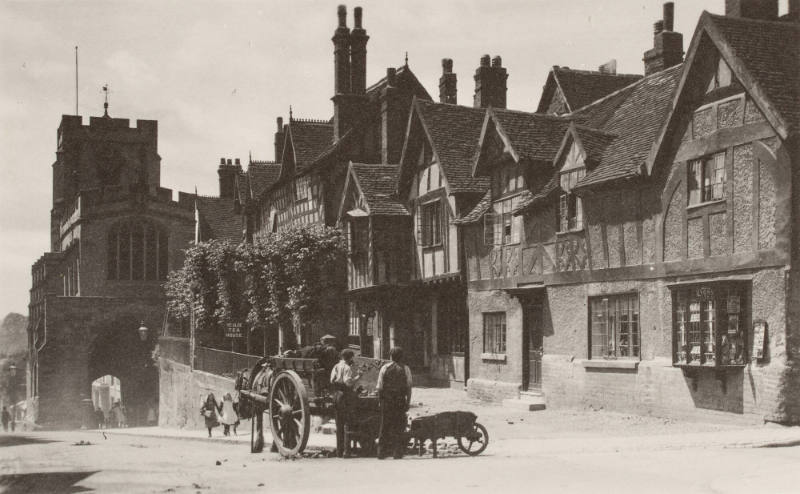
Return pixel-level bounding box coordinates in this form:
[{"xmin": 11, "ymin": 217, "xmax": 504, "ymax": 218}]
[
  {"xmin": 752, "ymin": 319, "xmax": 766, "ymax": 360},
  {"xmin": 225, "ymin": 322, "xmax": 244, "ymax": 339}
]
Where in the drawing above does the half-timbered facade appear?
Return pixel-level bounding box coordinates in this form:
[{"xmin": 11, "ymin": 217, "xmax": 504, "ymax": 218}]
[{"xmin": 459, "ymin": 2, "xmax": 800, "ymax": 422}]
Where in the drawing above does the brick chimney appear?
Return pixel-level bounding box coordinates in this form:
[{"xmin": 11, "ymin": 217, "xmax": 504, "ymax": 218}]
[
  {"xmin": 643, "ymin": 2, "xmax": 684, "ymax": 76},
  {"xmin": 218, "ymin": 158, "xmax": 239, "ymax": 199},
  {"xmin": 725, "ymin": 0, "xmax": 778, "ymax": 20},
  {"xmin": 332, "ymin": 5, "xmax": 350, "ymax": 96},
  {"xmin": 332, "ymin": 5, "xmax": 369, "ymax": 141},
  {"xmin": 439, "ymin": 58, "xmax": 457, "ymax": 104},
  {"xmin": 274, "ymin": 117, "xmax": 285, "ymax": 162},
  {"xmin": 350, "ymin": 6, "xmax": 369, "ymax": 95},
  {"xmin": 473, "ymin": 55, "xmax": 507, "ymax": 109}
]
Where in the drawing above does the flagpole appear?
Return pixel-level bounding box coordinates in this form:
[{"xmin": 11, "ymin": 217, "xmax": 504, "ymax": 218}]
[{"xmin": 75, "ymin": 46, "xmax": 79, "ymax": 115}]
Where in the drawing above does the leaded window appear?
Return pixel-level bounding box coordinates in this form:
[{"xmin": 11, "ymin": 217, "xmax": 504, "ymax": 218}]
[
  {"xmin": 107, "ymin": 220, "xmax": 168, "ymax": 281},
  {"xmin": 688, "ymin": 152, "xmax": 726, "ymax": 205},
  {"xmin": 483, "ymin": 312, "xmax": 507, "ymax": 354},
  {"xmin": 589, "ymin": 293, "xmax": 639, "ymax": 359}
]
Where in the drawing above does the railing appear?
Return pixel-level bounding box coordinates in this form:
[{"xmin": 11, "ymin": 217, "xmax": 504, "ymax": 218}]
[
  {"xmin": 157, "ymin": 337, "xmax": 191, "ymax": 365},
  {"xmin": 194, "ymin": 346, "xmax": 262, "ymax": 378}
]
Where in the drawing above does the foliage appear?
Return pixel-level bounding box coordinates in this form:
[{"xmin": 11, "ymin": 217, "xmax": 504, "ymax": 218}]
[{"xmin": 164, "ymin": 225, "xmax": 346, "ymax": 352}]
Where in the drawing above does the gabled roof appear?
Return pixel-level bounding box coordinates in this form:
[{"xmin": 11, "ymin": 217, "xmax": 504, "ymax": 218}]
[
  {"xmin": 537, "ymin": 66, "xmax": 643, "ymax": 114},
  {"xmin": 646, "ymin": 13, "xmax": 800, "ymax": 173},
  {"xmin": 350, "ymin": 163, "xmax": 408, "ymax": 216},
  {"xmin": 285, "ymin": 119, "xmax": 335, "ymax": 175},
  {"xmin": 570, "ymin": 63, "xmax": 683, "ymax": 189},
  {"xmin": 366, "ymin": 64, "xmax": 432, "ymax": 101},
  {"xmin": 247, "ymin": 161, "xmax": 281, "ymax": 199},
  {"xmin": 405, "ymin": 99, "xmax": 489, "ymax": 194},
  {"xmin": 487, "ymin": 108, "xmax": 572, "ymax": 164},
  {"xmin": 452, "ymin": 190, "xmax": 491, "ymax": 225},
  {"xmin": 554, "ymin": 123, "xmax": 617, "ymax": 171},
  {"xmin": 195, "ymin": 196, "xmax": 242, "ymax": 242}
]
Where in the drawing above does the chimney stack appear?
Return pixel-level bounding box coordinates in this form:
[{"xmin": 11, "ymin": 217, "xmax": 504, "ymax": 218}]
[
  {"xmin": 725, "ymin": 0, "xmax": 778, "ymax": 20},
  {"xmin": 274, "ymin": 117, "xmax": 285, "ymax": 162},
  {"xmin": 350, "ymin": 6, "xmax": 369, "ymax": 94},
  {"xmin": 643, "ymin": 2, "xmax": 683, "ymax": 76},
  {"xmin": 218, "ymin": 158, "xmax": 237, "ymax": 199},
  {"xmin": 332, "ymin": 5, "xmax": 351, "ymax": 96},
  {"xmin": 439, "ymin": 58, "xmax": 457, "ymax": 104},
  {"xmin": 473, "ymin": 54, "xmax": 508, "ymax": 109}
]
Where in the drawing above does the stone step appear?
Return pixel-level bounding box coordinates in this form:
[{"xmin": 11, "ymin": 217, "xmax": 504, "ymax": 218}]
[{"xmin": 502, "ymin": 393, "xmax": 546, "ymax": 412}]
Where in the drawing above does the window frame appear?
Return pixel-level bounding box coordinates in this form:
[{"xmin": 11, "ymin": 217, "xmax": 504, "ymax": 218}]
[
  {"xmin": 294, "ymin": 174, "xmax": 310, "ymax": 202},
  {"xmin": 107, "ymin": 219, "xmax": 168, "ymax": 282},
  {"xmin": 688, "ymin": 152, "xmax": 726, "ymax": 207},
  {"xmin": 558, "ymin": 168, "xmax": 585, "ymax": 233},
  {"xmin": 482, "ymin": 312, "xmax": 507, "ymax": 356},
  {"xmin": 588, "ymin": 292, "xmax": 640, "ymax": 360},
  {"xmin": 418, "ymin": 200, "xmax": 443, "ymax": 248}
]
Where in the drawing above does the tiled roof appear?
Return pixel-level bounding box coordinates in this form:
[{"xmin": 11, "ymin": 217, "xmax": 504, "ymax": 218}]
[
  {"xmin": 492, "ymin": 108, "xmax": 572, "ymax": 163},
  {"xmin": 366, "ymin": 65, "xmax": 432, "ymax": 101},
  {"xmin": 247, "ymin": 162, "xmax": 281, "ymax": 199},
  {"xmin": 571, "ymin": 64, "xmax": 683, "ymax": 189},
  {"xmin": 513, "ymin": 174, "xmax": 559, "ymax": 214},
  {"xmin": 416, "ymin": 100, "xmax": 489, "ymax": 193},
  {"xmin": 705, "ymin": 13, "xmax": 800, "ymax": 133},
  {"xmin": 195, "ymin": 196, "xmax": 242, "ymax": 242},
  {"xmin": 453, "ymin": 190, "xmax": 491, "ymax": 224},
  {"xmin": 289, "ymin": 119, "xmax": 334, "ymax": 173},
  {"xmin": 573, "ymin": 125, "xmax": 617, "ymax": 167},
  {"xmin": 351, "ymin": 164, "xmax": 408, "ymax": 216},
  {"xmin": 538, "ymin": 67, "xmax": 643, "ymax": 113}
]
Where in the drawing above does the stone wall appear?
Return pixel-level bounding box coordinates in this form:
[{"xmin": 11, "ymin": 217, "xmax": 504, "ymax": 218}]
[{"xmin": 158, "ymin": 357, "xmax": 237, "ymax": 430}]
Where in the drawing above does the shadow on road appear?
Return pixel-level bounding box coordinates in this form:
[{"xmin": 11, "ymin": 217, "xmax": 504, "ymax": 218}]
[
  {"xmin": 0, "ymin": 471, "xmax": 97, "ymax": 493},
  {"xmin": 0, "ymin": 435, "xmax": 58, "ymax": 448}
]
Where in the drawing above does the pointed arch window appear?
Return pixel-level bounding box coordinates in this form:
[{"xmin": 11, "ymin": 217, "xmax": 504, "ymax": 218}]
[{"xmin": 107, "ymin": 219, "xmax": 168, "ymax": 281}]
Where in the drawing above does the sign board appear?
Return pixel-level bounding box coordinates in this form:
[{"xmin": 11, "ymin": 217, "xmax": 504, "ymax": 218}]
[
  {"xmin": 225, "ymin": 322, "xmax": 244, "ymax": 339},
  {"xmin": 752, "ymin": 320, "xmax": 766, "ymax": 360}
]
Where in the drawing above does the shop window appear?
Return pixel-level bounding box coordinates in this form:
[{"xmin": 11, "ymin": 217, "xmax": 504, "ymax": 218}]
[
  {"xmin": 688, "ymin": 152, "xmax": 726, "ymax": 205},
  {"xmin": 558, "ymin": 168, "xmax": 585, "ymax": 232},
  {"xmin": 589, "ymin": 293, "xmax": 639, "ymax": 359},
  {"xmin": 482, "ymin": 312, "xmax": 507, "ymax": 355},
  {"xmin": 418, "ymin": 201, "xmax": 442, "ymax": 247},
  {"xmin": 672, "ymin": 283, "xmax": 748, "ymax": 366}
]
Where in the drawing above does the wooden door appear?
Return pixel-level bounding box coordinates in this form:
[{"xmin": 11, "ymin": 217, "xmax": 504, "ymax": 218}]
[{"xmin": 523, "ymin": 304, "xmax": 543, "ymax": 391}]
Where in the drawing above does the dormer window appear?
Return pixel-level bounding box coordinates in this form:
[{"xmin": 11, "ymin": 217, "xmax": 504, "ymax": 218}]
[
  {"xmin": 484, "ymin": 163, "xmax": 525, "ymax": 246},
  {"xmin": 558, "ymin": 168, "xmax": 585, "ymax": 233}
]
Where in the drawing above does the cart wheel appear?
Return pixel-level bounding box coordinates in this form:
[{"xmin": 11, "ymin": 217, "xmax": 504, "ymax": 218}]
[
  {"xmin": 457, "ymin": 422, "xmax": 488, "ymax": 456},
  {"xmin": 268, "ymin": 370, "xmax": 310, "ymax": 457}
]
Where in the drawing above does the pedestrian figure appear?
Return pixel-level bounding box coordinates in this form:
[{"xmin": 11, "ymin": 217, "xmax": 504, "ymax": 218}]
[
  {"xmin": 95, "ymin": 407, "xmax": 105, "ymax": 429},
  {"xmin": 376, "ymin": 347, "xmax": 412, "ymax": 459},
  {"xmin": 146, "ymin": 403, "xmax": 157, "ymax": 426},
  {"xmin": 111, "ymin": 402, "xmax": 126, "ymax": 428},
  {"xmin": 219, "ymin": 393, "xmax": 238, "ymax": 437},
  {"xmin": 200, "ymin": 393, "xmax": 221, "ymax": 438},
  {"xmin": 330, "ymin": 349, "xmax": 361, "ymax": 457},
  {"xmin": 1, "ymin": 406, "xmax": 10, "ymax": 432}
]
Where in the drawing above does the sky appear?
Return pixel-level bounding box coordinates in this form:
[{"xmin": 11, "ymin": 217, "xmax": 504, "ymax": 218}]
[{"xmin": 0, "ymin": 0, "xmax": 737, "ymax": 317}]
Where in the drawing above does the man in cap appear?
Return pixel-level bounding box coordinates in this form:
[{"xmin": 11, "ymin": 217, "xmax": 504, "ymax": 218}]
[{"xmin": 376, "ymin": 346, "xmax": 412, "ymax": 459}]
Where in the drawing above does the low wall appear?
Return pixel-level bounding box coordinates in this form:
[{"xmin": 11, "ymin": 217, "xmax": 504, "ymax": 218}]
[{"xmin": 158, "ymin": 357, "xmax": 237, "ymax": 430}]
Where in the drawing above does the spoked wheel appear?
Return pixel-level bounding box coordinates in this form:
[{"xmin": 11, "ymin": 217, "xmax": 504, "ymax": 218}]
[
  {"xmin": 457, "ymin": 422, "xmax": 489, "ymax": 456},
  {"xmin": 268, "ymin": 370, "xmax": 310, "ymax": 457}
]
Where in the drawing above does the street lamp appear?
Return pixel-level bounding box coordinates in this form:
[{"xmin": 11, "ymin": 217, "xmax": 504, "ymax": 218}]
[{"xmin": 138, "ymin": 321, "xmax": 149, "ymax": 342}]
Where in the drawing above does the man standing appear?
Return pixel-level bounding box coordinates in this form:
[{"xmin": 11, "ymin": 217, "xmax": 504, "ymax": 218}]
[
  {"xmin": 376, "ymin": 347, "xmax": 412, "ymax": 459},
  {"xmin": 330, "ymin": 349, "xmax": 361, "ymax": 458}
]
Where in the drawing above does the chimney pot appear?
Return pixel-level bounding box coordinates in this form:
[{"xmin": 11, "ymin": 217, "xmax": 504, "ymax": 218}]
[
  {"xmin": 654, "ymin": 20, "xmax": 664, "ymax": 34},
  {"xmin": 337, "ymin": 4, "xmax": 347, "ymax": 27},
  {"xmin": 277, "ymin": 117, "xmax": 283, "ymax": 130},
  {"xmin": 491, "ymin": 56, "xmax": 502, "ymax": 68},
  {"xmin": 725, "ymin": 0, "xmax": 778, "ymax": 20},
  {"xmin": 226, "ymin": 159, "xmax": 232, "ymax": 166},
  {"xmin": 480, "ymin": 54, "xmax": 490, "ymax": 67},
  {"xmin": 234, "ymin": 158, "xmax": 240, "ymax": 166},
  {"xmin": 442, "ymin": 58, "xmax": 453, "ymax": 74},
  {"xmin": 354, "ymin": 6, "xmax": 362, "ymax": 28},
  {"xmin": 386, "ymin": 67, "xmax": 397, "ymax": 86},
  {"xmin": 220, "ymin": 158, "xmax": 226, "ymax": 165},
  {"xmin": 663, "ymin": 2, "xmax": 674, "ymax": 31}
]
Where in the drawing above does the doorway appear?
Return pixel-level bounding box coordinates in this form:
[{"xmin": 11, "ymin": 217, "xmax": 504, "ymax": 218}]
[{"xmin": 522, "ymin": 303, "xmax": 543, "ymax": 391}]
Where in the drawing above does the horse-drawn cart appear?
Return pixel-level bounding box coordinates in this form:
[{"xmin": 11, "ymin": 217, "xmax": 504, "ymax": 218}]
[{"xmin": 236, "ymin": 354, "xmax": 385, "ymax": 457}]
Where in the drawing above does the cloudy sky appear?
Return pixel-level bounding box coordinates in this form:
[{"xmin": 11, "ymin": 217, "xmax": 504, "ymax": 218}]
[{"xmin": 0, "ymin": 0, "xmax": 735, "ymax": 317}]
